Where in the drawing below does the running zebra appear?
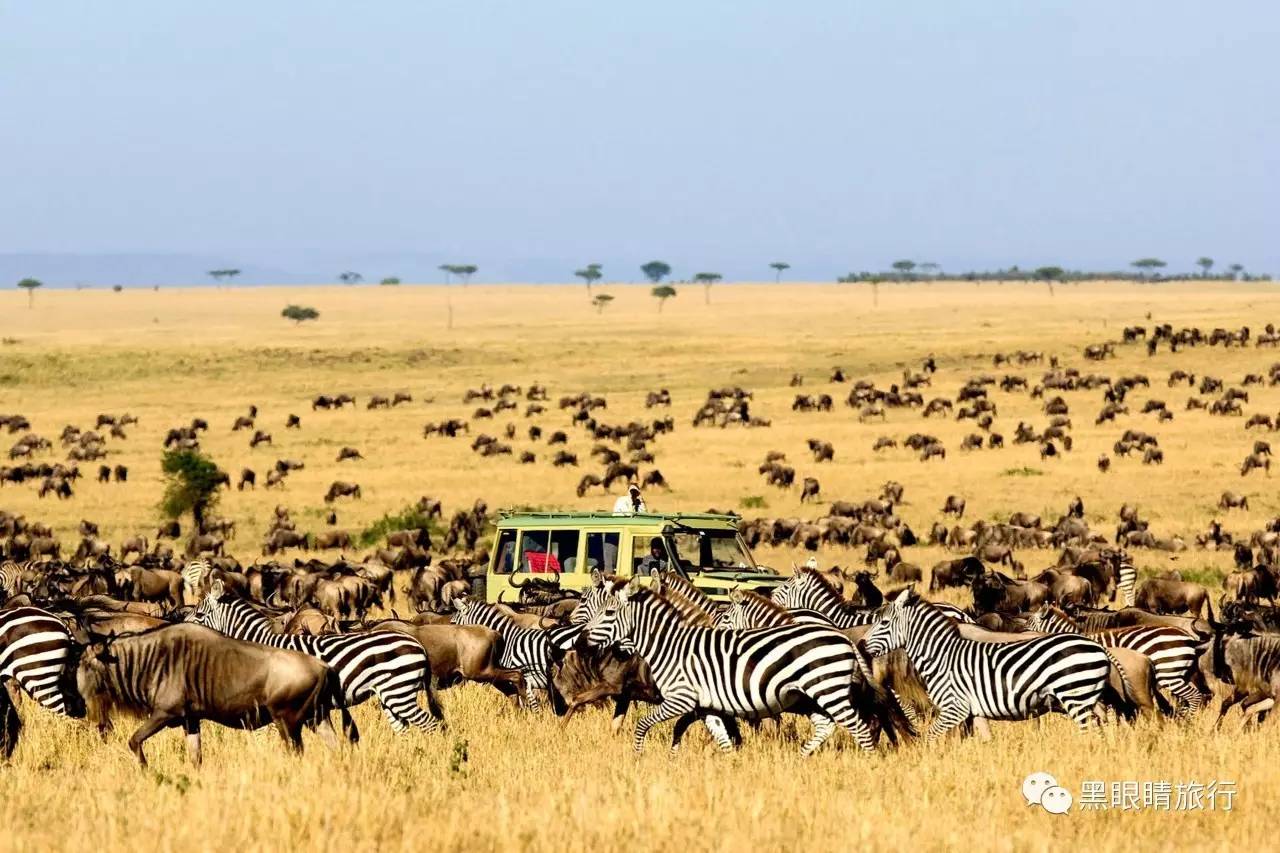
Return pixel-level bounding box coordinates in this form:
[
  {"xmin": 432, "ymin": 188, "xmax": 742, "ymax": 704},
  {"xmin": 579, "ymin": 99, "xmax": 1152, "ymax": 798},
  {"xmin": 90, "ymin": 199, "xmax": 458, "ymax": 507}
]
[
  {"xmin": 451, "ymin": 599, "xmax": 553, "ymax": 710},
  {"xmin": 863, "ymin": 590, "xmax": 1110, "ymax": 740},
  {"xmin": 0, "ymin": 606, "xmax": 81, "ymax": 754},
  {"xmin": 584, "ymin": 577, "xmax": 877, "ymax": 755},
  {"xmin": 1027, "ymin": 605, "xmax": 1208, "ymax": 714},
  {"xmin": 191, "ymin": 583, "xmax": 442, "ymax": 736},
  {"xmin": 0, "ymin": 560, "xmax": 32, "ymax": 598}
]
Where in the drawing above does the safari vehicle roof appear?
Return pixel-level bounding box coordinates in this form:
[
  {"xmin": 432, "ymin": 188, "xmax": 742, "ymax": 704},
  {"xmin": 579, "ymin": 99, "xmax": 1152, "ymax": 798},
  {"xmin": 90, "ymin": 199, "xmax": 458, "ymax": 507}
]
[{"xmin": 495, "ymin": 511, "xmax": 742, "ymax": 531}]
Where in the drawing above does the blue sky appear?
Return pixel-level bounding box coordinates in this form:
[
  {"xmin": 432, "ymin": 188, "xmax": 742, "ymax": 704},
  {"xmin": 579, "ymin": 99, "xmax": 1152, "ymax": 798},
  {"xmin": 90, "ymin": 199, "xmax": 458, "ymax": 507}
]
[{"xmin": 2, "ymin": 1, "xmax": 1277, "ymax": 283}]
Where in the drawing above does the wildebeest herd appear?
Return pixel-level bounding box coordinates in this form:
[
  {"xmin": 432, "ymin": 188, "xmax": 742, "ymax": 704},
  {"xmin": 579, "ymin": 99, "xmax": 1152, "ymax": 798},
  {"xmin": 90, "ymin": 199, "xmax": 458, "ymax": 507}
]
[{"xmin": 6, "ymin": 318, "xmax": 1280, "ymax": 764}]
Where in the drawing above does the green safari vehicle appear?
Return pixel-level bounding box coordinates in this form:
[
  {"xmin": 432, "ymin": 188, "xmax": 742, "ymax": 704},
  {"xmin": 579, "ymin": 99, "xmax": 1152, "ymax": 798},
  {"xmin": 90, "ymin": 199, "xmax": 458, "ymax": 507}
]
[{"xmin": 481, "ymin": 510, "xmax": 781, "ymax": 603}]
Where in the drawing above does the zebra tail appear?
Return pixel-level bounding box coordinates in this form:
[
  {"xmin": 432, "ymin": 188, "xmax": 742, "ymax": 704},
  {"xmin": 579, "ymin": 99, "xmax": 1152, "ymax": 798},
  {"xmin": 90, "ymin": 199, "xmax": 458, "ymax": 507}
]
[{"xmin": 853, "ymin": 671, "xmax": 911, "ymax": 747}]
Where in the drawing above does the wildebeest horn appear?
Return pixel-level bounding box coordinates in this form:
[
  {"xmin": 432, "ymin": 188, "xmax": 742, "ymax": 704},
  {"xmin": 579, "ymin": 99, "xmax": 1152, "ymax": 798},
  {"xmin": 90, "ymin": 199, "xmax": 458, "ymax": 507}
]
[{"xmin": 507, "ymin": 574, "xmax": 530, "ymax": 587}]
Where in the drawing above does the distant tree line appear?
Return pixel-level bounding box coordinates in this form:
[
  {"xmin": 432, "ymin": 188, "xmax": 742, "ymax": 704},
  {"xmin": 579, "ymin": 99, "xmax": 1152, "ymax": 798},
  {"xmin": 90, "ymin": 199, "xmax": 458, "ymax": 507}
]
[{"xmin": 838, "ymin": 257, "xmax": 1267, "ymax": 284}]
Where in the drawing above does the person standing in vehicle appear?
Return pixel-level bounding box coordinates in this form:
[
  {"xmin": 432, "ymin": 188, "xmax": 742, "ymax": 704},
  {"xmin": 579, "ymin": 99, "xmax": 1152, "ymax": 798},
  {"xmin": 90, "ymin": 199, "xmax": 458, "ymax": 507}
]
[{"xmin": 612, "ymin": 483, "xmax": 646, "ymax": 514}]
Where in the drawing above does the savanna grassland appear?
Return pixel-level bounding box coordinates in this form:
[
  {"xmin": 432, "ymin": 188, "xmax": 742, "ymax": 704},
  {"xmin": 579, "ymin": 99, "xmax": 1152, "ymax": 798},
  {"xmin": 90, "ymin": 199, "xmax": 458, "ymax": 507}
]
[{"xmin": 2, "ymin": 280, "xmax": 1279, "ymax": 852}]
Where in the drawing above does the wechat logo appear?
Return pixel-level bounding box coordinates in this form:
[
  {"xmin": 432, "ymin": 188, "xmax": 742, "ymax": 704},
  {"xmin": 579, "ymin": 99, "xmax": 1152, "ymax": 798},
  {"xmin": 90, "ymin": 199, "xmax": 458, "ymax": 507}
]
[{"xmin": 1023, "ymin": 772, "xmax": 1073, "ymax": 815}]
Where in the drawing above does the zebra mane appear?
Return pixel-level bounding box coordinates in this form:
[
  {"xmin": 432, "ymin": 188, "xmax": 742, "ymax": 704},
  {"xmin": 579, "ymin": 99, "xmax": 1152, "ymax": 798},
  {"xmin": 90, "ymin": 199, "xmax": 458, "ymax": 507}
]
[
  {"xmin": 657, "ymin": 572, "xmax": 716, "ymax": 613},
  {"xmin": 653, "ymin": 584, "xmax": 716, "ymax": 627},
  {"xmin": 733, "ymin": 588, "xmax": 793, "ymax": 623},
  {"xmin": 798, "ymin": 569, "xmax": 850, "ymax": 606},
  {"xmin": 1043, "ymin": 604, "xmax": 1080, "ymax": 629},
  {"xmin": 900, "ymin": 592, "xmax": 961, "ymax": 635}
]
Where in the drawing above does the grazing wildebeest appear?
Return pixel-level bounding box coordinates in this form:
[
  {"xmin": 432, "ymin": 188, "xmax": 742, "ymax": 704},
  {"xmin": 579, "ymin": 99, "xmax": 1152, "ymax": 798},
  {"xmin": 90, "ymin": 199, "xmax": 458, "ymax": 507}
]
[
  {"xmin": 942, "ymin": 495, "xmax": 966, "ymax": 518},
  {"xmin": 238, "ymin": 468, "xmax": 256, "ymax": 491},
  {"xmin": 336, "ymin": 446, "xmax": 363, "ymax": 462},
  {"xmin": 929, "ymin": 556, "xmax": 984, "ymax": 592},
  {"xmin": 1242, "ymin": 452, "xmax": 1271, "ymax": 477},
  {"xmin": 286, "ymin": 414, "xmax": 301, "ymax": 429},
  {"xmin": 75, "ymin": 623, "xmax": 347, "ymax": 767},
  {"xmin": 1220, "ymin": 491, "xmax": 1249, "ymax": 511},
  {"xmin": 324, "ymin": 481, "xmax": 362, "ymax": 502}
]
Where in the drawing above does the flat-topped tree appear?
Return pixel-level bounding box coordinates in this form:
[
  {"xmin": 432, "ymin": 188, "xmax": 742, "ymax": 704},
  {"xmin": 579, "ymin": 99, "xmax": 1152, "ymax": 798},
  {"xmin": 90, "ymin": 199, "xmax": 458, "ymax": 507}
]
[
  {"xmin": 891, "ymin": 260, "xmax": 916, "ymax": 280},
  {"xmin": 693, "ymin": 272, "xmax": 722, "ymax": 304},
  {"xmin": 592, "ymin": 293, "xmax": 614, "ymax": 314},
  {"xmin": 338, "ymin": 271, "xmax": 363, "ymax": 285},
  {"xmin": 575, "ymin": 263, "xmax": 603, "ymax": 294},
  {"xmin": 282, "ymin": 304, "xmax": 319, "ymax": 324},
  {"xmin": 1228, "ymin": 263, "xmax": 1244, "ymax": 281},
  {"xmin": 1034, "ymin": 266, "xmax": 1064, "ymax": 297},
  {"xmin": 651, "ymin": 284, "xmax": 677, "ymax": 313},
  {"xmin": 641, "ymin": 261, "xmax": 672, "ymax": 283},
  {"xmin": 17, "ymin": 277, "xmax": 42, "ymax": 309},
  {"xmin": 206, "ymin": 269, "xmax": 240, "ymax": 287},
  {"xmin": 1131, "ymin": 258, "xmax": 1166, "ymax": 279},
  {"xmin": 769, "ymin": 262, "xmax": 790, "ymax": 283},
  {"xmin": 1196, "ymin": 257, "xmax": 1214, "ymax": 278}
]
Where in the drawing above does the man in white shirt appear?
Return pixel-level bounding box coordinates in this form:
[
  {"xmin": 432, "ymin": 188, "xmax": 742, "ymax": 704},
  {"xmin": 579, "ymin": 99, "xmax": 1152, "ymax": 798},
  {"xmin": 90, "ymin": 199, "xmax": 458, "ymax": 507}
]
[{"xmin": 612, "ymin": 483, "xmax": 646, "ymax": 514}]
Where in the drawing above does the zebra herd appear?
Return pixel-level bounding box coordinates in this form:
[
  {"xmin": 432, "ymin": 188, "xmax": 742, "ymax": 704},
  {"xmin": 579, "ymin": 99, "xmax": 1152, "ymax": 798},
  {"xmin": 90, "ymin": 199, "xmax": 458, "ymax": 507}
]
[{"xmin": 0, "ymin": 559, "xmax": 1234, "ymax": 763}]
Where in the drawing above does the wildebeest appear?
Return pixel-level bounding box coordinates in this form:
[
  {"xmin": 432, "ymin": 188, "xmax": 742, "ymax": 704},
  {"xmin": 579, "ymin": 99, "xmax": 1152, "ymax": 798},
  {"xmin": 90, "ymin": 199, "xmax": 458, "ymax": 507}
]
[
  {"xmin": 1135, "ymin": 578, "xmax": 1209, "ymax": 618},
  {"xmin": 942, "ymin": 495, "xmax": 966, "ymax": 518},
  {"xmin": 324, "ymin": 481, "xmax": 362, "ymax": 502},
  {"xmin": 75, "ymin": 623, "xmax": 347, "ymax": 766},
  {"xmin": 800, "ymin": 477, "xmax": 820, "ymax": 503},
  {"xmin": 1220, "ymin": 491, "xmax": 1250, "ymax": 511}
]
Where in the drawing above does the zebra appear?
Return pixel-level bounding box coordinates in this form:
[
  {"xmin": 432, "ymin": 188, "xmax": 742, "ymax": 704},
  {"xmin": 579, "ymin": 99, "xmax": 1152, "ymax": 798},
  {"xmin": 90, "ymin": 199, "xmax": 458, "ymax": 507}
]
[
  {"xmin": 191, "ymin": 583, "xmax": 442, "ymax": 736},
  {"xmin": 1118, "ymin": 559, "xmax": 1137, "ymax": 607},
  {"xmin": 1027, "ymin": 605, "xmax": 1208, "ymax": 714},
  {"xmin": 774, "ymin": 570, "xmax": 976, "ymax": 627},
  {"xmin": 451, "ymin": 598, "xmax": 554, "ymax": 710},
  {"xmin": 584, "ymin": 577, "xmax": 877, "ymax": 755},
  {"xmin": 0, "ymin": 560, "xmax": 33, "ymax": 598},
  {"xmin": 863, "ymin": 589, "xmax": 1111, "ymax": 740},
  {"xmin": 181, "ymin": 559, "xmax": 210, "ymax": 600},
  {"xmin": 0, "ymin": 607, "xmax": 81, "ymax": 754}
]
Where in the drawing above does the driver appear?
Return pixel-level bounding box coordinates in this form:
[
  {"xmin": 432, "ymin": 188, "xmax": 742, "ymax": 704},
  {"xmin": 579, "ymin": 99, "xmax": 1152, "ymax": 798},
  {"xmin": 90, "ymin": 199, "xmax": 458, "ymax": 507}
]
[{"xmin": 636, "ymin": 537, "xmax": 668, "ymax": 576}]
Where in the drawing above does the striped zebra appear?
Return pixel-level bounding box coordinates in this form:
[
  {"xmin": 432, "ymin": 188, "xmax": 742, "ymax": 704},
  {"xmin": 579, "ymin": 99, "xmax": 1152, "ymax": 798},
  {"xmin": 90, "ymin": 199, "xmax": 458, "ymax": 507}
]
[
  {"xmin": 584, "ymin": 577, "xmax": 877, "ymax": 755},
  {"xmin": 1027, "ymin": 605, "xmax": 1208, "ymax": 714},
  {"xmin": 451, "ymin": 599, "xmax": 553, "ymax": 710},
  {"xmin": 191, "ymin": 584, "xmax": 442, "ymax": 735},
  {"xmin": 0, "ymin": 560, "xmax": 33, "ymax": 598},
  {"xmin": 863, "ymin": 590, "xmax": 1111, "ymax": 739},
  {"xmin": 0, "ymin": 606, "xmax": 81, "ymax": 755},
  {"xmin": 181, "ymin": 559, "xmax": 210, "ymax": 601},
  {"xmin": 1118, "ymin": 559, "xmax": 1137, "ymax": 607},
  {"xmin": 772, "ymin": 569, "xmax": 975, "ymax": 628}
]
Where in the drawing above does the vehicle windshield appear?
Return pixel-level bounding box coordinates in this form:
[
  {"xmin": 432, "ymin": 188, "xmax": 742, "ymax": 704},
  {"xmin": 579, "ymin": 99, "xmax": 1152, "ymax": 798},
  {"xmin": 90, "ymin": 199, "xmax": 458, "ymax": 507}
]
[{"xmin": 665, "ymin": 529, "xmax": 763, "ymax": 573}]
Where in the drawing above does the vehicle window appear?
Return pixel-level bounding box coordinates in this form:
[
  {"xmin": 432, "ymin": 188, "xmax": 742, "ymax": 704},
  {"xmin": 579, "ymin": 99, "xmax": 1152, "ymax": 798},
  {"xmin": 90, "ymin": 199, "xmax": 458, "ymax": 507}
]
[
  {"xmin": 667, "ymin": 531, "xmax": 753, "ymax": 572},
  {"xmin": 632, "ymin": 534, "xmax": 672, "ymax": 576},
  {"xmin": 493, "ymin": 529, "xmax": 517, "ymax": 575},
  {"xmin": 550, "ymin": 530, "xmax": 581, "ymax": 573},
  {"xmin": 519, "ymin": 530, "xmax": 560, "ymax": 573},
  {"xmin": 585, "ymin": 532, "xmax": 620, "ymax": 574}
]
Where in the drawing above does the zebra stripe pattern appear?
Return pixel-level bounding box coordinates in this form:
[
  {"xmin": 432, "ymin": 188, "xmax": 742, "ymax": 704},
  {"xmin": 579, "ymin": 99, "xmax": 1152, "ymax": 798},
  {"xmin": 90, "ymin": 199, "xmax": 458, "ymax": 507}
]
[
  {"xmin": 1027, "ymin": 605, "xmax": 1208, "ymax": 714},
  {"xmin": 1118, "ymin": 560, "xmax": 1137, "ymax": 607},
  {"xmin": 191, "ymin": 591, "xmax": 442, "ymax": 733},
  {"xmin": 451, "ymin": 599, "xmax": 552, "ymax": 710},
  {"xmin": 585, "ymin": 579, "xmax": 876, "ymax": 755},
  {"xmin": 0, "ymin": 606, "xmax": 78, "ymax": 716},
  {"xmin": 864, "ymin": 590, "xmax": 1110, "ymax": 739}
]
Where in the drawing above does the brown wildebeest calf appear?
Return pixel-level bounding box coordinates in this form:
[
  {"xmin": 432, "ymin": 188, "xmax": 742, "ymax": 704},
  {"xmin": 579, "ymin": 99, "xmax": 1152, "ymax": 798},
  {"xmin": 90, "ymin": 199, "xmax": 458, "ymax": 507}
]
[
  {"xmin": 75, "ymin": 623, "xmax": 347, "ymax": 767},
  {"xmin": 374, "ymin": 621, "xmax": 526, "ymax": 699}
]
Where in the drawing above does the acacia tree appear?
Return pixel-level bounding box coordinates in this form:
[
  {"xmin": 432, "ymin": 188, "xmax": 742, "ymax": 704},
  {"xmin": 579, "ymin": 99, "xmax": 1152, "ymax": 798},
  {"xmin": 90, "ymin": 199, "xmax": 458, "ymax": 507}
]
[
  {"xmin": 282, "ymin": 304, "xmax": 319, "ymax": 324},
  {"xmin": 1228, "ymin": 263, "xmax": 1244, "ymax": 281},
  {"xmin": 1034, "ymin": 265, "xmax": 1064, "ymax": 297},
  {"xmin": 380, "ymin": 276, "xmax": 401, "ymax": 285},
  {"xmin": 693, "ymin": 272, "xmax": 722, "ymax": 304},
  {"xmin": 206, "ymin": 269, "xmax": 241, "ymax": 287},
  {"xmin": 338, "ymin": 271, "xmax": 363, "ymax": 285},
  {"xmin": 1196, "ymin": 257, "xmax": 1214, "ymax": 278},
  {"xmin": 575, "ymin": 263, "xmax": 603, "ymax": 294},
  {"xmin": 592, "ymin": 293, "xmax": 614, "ymax": 314},
  {"xmin": 891, "ymin": 260, "xmax": 916, "ymax": 280},
  {"xmin": 919, "ymin": 262, "xmax": 941, "ymax": 278},
  {"xmin": 651, "ymin": 284, "xmax": 676, "ymax": 313},
  {"xmin": 439, "ymin": 264, "xmax": 455, "ymax": 284},
  {"xmin": 1131, "ymin": 258, "xmax": 1167, "ymax": 279},
  {"xmin": 769, "ymin": 261, "xmax": 790, "ymax": 283},
  {"xmin": 160, "ymin": 448, "xmax": 225, "ymax": 532},
  {"xmin": 17, "ymin": 277, "xmax": 42, "ymax": 309},
  {"xmin": 641, "ymin": 261, "xmax": 672, "ymax": 283}
]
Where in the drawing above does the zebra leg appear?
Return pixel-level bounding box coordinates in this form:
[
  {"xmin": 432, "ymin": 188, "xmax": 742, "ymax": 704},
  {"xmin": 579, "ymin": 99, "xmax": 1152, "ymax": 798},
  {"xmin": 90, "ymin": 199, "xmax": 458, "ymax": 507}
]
[
  {"xmin": 634, "ymin": 690, "xmax": 697, "ymax": 754},
  {"xmin": 697, "ymin": 714, "xmax": 736, "ymax": 752},
  {"xmin": 800, "ymin": 714, "xmax": 837, "ymax": 756},
  {"xmin": 808, "ymin": 690, "xmax": 875, "ymax": 752},
  {"xmin": 1062, "ymin": 699, "xmax": 1099, "ymax": 733},
  {"xmin": 1170, "ymin": 680, "xmax": 1206, "ymax": 717},
  {"xmin": 521, "ymin": 671, "xmax": 543, "ymax": 712},
  {"xmin": 972, "ymin": 717, "xmax": 992, "ymax": 742},
  {"xmin": 380, "ymin": 686, "xmax": 443, "ymax": 734},
  {"xmin": 925, "ymin": 705, "xmax": 970, "ymax": 744}
]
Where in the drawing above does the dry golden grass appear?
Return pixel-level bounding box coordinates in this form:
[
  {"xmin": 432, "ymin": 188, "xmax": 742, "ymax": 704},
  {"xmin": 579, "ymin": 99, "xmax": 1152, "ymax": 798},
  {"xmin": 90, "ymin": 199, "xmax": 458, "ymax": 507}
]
[{"xmin": 2, "ymin": 280, "xmax": 1279, "ymax": 851}]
